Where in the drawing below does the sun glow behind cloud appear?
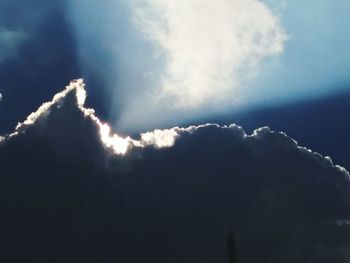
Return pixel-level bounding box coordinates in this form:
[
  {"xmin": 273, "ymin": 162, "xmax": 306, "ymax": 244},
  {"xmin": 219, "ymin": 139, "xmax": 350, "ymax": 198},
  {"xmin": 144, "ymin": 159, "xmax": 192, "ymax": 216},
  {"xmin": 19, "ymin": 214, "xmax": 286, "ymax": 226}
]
[
  {"xmin": 131, "ymin": 0, "xmax": 287, "ymax": 108},
  {"xmin": 1, "ymin": 79, "xmax": 349, "ymax": 184},
  {"xmin": 8, "ymin": 80, "xmax": 182, "ymax": 155},
  {"xmin": 115, "ymin": 0, "xmax": 288, "ymax": 130},
  {"xmin": 68, "ymin": 0, "xmax": 350, "ymax": 132},
  {"xmin": 68, "ymin": 0, "xmax": 287, "ymax": 131}
]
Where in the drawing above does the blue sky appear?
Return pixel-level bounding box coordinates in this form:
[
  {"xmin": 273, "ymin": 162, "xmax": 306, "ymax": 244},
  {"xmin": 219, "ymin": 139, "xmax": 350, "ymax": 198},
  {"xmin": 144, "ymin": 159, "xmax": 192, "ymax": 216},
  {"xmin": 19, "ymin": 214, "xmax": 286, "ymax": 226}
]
[{"xmin": 257, "ymin": 0, "xmax": 350, "ymax": 104}]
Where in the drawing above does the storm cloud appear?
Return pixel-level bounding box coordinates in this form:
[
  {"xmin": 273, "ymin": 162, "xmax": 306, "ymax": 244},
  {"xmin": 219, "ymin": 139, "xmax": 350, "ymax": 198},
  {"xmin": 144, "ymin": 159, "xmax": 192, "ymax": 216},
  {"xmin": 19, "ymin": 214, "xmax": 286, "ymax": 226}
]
[{"xmin": 0, "ymin": 81, "xmax": 350, "ymax": 262}]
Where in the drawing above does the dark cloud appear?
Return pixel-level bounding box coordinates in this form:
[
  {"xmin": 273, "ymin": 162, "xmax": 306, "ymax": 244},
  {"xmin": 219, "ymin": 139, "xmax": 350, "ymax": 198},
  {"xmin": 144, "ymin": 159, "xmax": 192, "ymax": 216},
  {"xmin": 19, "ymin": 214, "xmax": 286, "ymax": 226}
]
[
  {"xmin": 0, "ymin": 83, "xmax": 350, "ymax": 263},
  {"xmin": 197, "ymin": 88, "xmax": 350, "ymax": 171}
]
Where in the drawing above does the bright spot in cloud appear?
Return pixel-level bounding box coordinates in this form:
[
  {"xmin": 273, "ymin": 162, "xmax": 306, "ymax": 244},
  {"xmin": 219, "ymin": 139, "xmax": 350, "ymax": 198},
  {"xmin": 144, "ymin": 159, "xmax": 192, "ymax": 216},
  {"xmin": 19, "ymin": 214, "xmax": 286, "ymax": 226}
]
[
  {"xmin": 99, "ymin": 123, "xmax": 132, "ymax": 155},
  {"xmin": 132, "ymin": 0, "xmax": 287, "ymax": 108},
  {"xmin": 75, "ymin": 84, "xmax": 87, "ymax": 107},
  {"xmin": 141, "ymin": 128, "xmax": 179, "ymax": 148}
]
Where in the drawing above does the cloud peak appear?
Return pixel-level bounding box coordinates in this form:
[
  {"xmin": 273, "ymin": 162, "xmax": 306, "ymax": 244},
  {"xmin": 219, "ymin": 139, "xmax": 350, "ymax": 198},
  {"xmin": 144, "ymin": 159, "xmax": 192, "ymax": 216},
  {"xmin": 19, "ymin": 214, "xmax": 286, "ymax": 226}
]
[{"xmin": 2, "ymin": 80, "xmax": 348, "ymax": 181}]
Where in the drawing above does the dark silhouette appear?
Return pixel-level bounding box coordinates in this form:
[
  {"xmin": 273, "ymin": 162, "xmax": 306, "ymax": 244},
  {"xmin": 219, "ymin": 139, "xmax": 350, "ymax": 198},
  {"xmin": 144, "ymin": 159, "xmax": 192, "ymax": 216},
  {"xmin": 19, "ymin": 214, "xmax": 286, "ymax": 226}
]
[{"xmin": 227, "ymin": 225, "xmax": 238, "ymax": 263}]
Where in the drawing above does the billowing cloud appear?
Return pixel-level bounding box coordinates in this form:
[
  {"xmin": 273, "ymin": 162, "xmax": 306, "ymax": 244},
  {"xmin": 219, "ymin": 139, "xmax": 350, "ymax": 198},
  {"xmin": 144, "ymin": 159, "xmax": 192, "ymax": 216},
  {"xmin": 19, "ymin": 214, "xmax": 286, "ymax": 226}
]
[
  {"xmin": 0, "ymin": 81, "xmax": 349, "ymax": 262},
  {"xmin": 4, "ymin": 80, "xmax": 349, "ymax": 179},
  {"xmin": 7, "ymin": 80, "xmax": 187, "ymax": 155},
  {"xmin": 4, "ymin": 80, "xmax": 349, "ymax": 181}
]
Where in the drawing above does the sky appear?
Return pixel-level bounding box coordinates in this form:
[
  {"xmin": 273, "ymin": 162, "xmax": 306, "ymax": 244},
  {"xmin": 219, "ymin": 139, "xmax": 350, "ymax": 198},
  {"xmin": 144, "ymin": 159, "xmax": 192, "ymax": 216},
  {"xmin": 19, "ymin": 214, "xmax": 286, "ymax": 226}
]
[
  {"xmin": 1, "ymin": 0, "xmax": 350, "ymax": 133},
  {"xmin": 66, "ymin": 0, "xmax": 350, "ymax": 130},
  {"xmin": 1, "ymin": 0, "xmax": 350, "ymax": 262}
]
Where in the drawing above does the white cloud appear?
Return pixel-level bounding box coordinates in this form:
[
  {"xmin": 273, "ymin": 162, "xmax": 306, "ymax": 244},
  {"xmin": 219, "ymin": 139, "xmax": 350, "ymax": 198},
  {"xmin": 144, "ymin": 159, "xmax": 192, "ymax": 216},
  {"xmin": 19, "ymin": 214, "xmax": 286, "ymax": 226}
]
[
  {"xmin": 132, "ymin": 0, "xmax": 288, "ymax": 108},
  {"xmin": 141, "ymin": 128, "xmax": 179, "ymax": 148}
]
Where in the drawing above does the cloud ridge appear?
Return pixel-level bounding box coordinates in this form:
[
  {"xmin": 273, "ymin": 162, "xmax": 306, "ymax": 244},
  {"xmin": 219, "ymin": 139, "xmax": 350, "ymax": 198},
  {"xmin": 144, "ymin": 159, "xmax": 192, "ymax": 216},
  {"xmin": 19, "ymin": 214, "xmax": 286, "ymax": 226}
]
[{"xmin": 2, "ymin": 80, "xmax": 348, "ymax": 180}]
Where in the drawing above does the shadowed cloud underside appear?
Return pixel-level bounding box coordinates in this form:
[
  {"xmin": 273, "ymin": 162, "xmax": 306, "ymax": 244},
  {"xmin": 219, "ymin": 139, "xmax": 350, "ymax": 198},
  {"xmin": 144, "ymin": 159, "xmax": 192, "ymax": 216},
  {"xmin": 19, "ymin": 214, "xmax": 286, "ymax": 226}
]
[{"xmin": 0, "ymin": 80, "xmax": 350, "ymax": 262}]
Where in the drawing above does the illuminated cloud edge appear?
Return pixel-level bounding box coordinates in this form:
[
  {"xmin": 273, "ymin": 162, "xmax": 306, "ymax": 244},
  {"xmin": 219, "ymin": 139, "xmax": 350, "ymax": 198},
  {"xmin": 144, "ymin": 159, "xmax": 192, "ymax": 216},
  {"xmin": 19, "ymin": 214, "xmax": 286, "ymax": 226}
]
[{"xmin": 1, "ymin": 79, "xmax": 349, "ymax": 179}]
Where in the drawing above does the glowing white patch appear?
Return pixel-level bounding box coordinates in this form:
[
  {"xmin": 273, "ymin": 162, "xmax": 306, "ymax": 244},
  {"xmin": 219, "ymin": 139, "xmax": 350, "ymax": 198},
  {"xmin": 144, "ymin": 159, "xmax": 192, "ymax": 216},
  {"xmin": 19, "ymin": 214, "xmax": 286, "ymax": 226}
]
[
  {"xmin": 132, "ymin": 0, "xmax": 288, "ymax": 108},
  {"xmin": 141, "ymin": 129, "xmax": 179, "ymax": 148},
  {"xmin": 75, "ymin": 82, "xmax": 87, "ymax": 107},
  {"xmin": 99, "ymin": 123, "xmax": 131, "ymax": 155}
]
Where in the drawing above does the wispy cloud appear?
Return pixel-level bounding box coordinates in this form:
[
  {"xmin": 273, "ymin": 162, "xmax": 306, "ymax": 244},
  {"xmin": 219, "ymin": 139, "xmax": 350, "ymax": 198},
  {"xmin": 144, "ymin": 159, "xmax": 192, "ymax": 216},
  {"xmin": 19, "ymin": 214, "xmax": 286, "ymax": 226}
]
[
  {"xmin": 132, "ymin": 0, "xmax": 287, "ymax": 108},
  {"xmin": 0, "ymin": 28, "xmax": 26, "ymax": 63}
]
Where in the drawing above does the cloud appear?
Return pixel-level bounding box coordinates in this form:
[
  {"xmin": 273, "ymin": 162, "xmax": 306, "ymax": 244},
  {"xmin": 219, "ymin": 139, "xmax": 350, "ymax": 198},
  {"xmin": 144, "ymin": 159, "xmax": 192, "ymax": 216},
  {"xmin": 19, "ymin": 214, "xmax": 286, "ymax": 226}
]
[
  {"xmin": 5, "ymin": 80, "xmax": 349, "ymax": 179},
  {"xmin": 0, "ymin": 27, "xmax": 26, "ymax": 63},
  {"xmin": 68, "ymin": 0, "xmax": 350, "ymax": 132},
  {"xmin": 131, "ymin": 0, "xmax": 287, "ymax": 108},
  {"xmin": 7, "ymin": 80, "xmax": 184, "ymax": 155},
  {"xmin": 0, "ymin": 80, "xmax": 350, "ymax": 262},
  {"xmin": 68, "ymin": 0, "xmax": 287, "ymax": 131},
  {"xmin": 5, "ymin": 80, "xmax": 349, "ymax": 180}
]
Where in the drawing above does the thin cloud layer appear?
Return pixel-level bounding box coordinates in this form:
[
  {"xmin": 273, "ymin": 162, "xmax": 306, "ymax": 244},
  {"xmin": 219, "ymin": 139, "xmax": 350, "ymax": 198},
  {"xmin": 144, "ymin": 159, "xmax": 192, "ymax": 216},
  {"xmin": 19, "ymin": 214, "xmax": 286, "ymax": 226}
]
[
  {"xmin": 68, "ymin": 0, "xmax": 287, "ymax": 131},
  {"xmin": 0, "ymin": 27, "xmax": 26, "ymax": 63},
  {"xmin": 68, "ymin": 1, "xmax": 350, "ymax": 132},
  {"xmin": 0, "ymin": 81, "xmax": 350, "ymax": 262},
  {"xmin": 132, "ymin": 0, "xmax": 287, "ymax": 108}
]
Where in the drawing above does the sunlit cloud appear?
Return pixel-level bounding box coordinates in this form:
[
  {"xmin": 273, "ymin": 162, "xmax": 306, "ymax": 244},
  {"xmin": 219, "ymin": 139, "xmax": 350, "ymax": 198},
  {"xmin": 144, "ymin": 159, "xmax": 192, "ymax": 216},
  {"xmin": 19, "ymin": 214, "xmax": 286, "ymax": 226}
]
[
  {"xmin": 8, "ymin": 80, "xmax": 184, "ymax": 155},
  {"xmin": 68, "ymin": 1, "xmax": 350, "ymax": 132},
  {"xmin": 131, "ymin": 0, "xmax": 287, "ymax": 108},
  {"xmin": 68, "ymin": 0, "xmax": 287, "ymax": 131},
  {"xmin": 2, "ymin": 79, "xmax": 349, "ymax": 183}
]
